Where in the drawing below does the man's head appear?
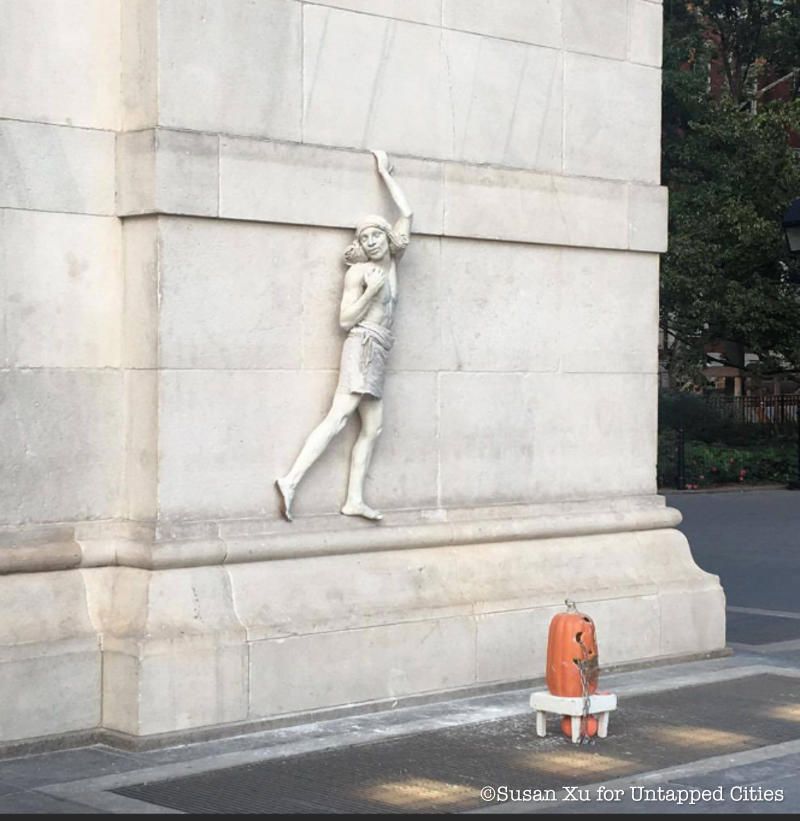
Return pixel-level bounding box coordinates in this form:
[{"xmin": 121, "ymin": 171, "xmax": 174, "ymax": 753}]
[
  {"xmin": 358, "ymin": 221, "xmax": 390, "ymax": 261},
  {"xmin": 344, "ymin": 215, "xmax": 407, "ymax": 265}
]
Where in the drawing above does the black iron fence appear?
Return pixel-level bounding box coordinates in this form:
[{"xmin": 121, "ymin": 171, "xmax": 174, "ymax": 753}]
[
  {"xmin": 658, "ymin": 392, "xmax": 800, "ymax": 489},
  {"xmin": 705, "ymin": 394, "xmax": 800, "ymax": 427}
]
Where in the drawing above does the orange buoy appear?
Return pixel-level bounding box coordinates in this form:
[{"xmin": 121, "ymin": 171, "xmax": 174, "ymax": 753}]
[
  {"xmin": 561, "ymin": 715, "xmax": 598, "ymax": 739},
  {"xmin": 546, "ymin": 600, "xmax": 599, "ymax": 698}
]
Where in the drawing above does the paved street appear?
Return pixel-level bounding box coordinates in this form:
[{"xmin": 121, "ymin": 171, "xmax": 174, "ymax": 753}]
[
  {"xmin": 1, "ymin": 489, "xmax": 799, "ymax": 814},
  {"xmin": 667, "ymin": 489, "xmax": 800, "ymax": 614}
]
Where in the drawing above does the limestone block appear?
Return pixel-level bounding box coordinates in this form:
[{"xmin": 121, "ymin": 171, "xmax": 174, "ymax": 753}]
[
  {"xmin": 444, "ymin": 164, "xmax": 630, "ymax": 250},
  {"xmin": 0, "ymin": 535, "xmax": 80, "ymax": 575},
  {"xmin": 225, "ymin": 546, "xmax": 472, "ymax": 641},
  {"xmin": 117, "ymin": 129, "xmax": 219, "ymax": 217},
  {"xmin": 565, "ymin": 54, "xmax": 661, "ymax": 183},
  {"xmin": 121, "ymin": 0, "xmax": 158, "ymax": 130},
  {"xmin": 303, "ymin": 6, "xmax": 450, "ymax": 159},
  {"xmin": 1, "ymin": 210, "xmax": 121, "ymax": 368},
  {"xmin": 439, "ymin": 239, "xmax": 561, "ymax": 372},
  {"xmin": 157, "ymin": 218, "xmax": 305, "ymax": 369},
  {"xmin": 81, "ymin": 566, "xmax": 119, "ymax": 635},
  {"xmin": 302, "ymin": 235, "xmax": 443, "ymax": 372},
  {"xmin": 297, "ymin": 227, "xmax": 358, "ymax": 369},
  {"xmin": 442, "ymin": 30, "xmax": 562, "ymax": 171},
  {"xmin": 307, "ymin": 0, "xmax": 442, "ymax": 25},
  {"xmin": 439, "ymin": 373, "xmax": 538, "ymax": 507},
  {"xmin": 0, "ymin": 370, "xmax": 124, "ymax": 526},
  {"xmin": 0, "ymin": 569, "xmax": 96, "ymax": 645},
  {"xmin": 104, "ymin": 641, "xmax": 248, "ymax": 736},
  {"xmin": 629, "ymin": 0, "xmax": 664, "ymax": 67},
  {"xmin": 633, "ymin": 527, "xmax": 715, "ymax": 584},
  {"xmin": 90, "ymin": 567, "xmax": 150, "ymax": 638},
  {"xmin": 158, "ymin": 0, "xmax": 301, "ymax": 139},
  {"xmin": 248, "ymin": 617, "xmax": 476, "ymax": 717},
  {"xmin": 528, "ymin": 373, "xmax": 658, "ymax": 501},
  {"xmin": 443, "ymin": 0, "xmax": 562, "ymax": 49},
  {"xmin": 574, "ymin": 594, "xmax": 662, "ymax": 666},
  {"xmin": 0, "ymin": 0, "xmax": 120, "ymax": 129},
  {"xmin": 0, "ymin": 292, "xmax": 5, "ymax": 370},
  {"xmin": 369, "ymin": 371, "xmax": 440, "ymax": 510},
  {"xmin": 157, "ymin": 370, "xmax": 350, "ymax": 520},
  {"xmin": 99, "ymin": 565, "xmax": 248, "ymax": 734},
  {"xmin": 116, "ymin": 131, "xmax": 155, "ymax": 216},
  {"xmin": 0, "ymin": 569, "xmax": 100, "ymax": 741},
  {"xmin": 100, "ymin": 650, "xmax": 139, "ymax": 735},
  {"xmin": 559, "ymin": 248, "xmax": 659, "ymax": 374},
  {"xmin": 219, "ymin": 139, "xmax": 444, "ymax": 235},
  {"xmin": 475, "ymin": 607, "xmax": 555, "ymax": 684},
  {"xmin": 629, "ymin": 184, "xmax": 669, "ymax": 252},
  {"xmin": 658, "ymin": 587, "xmax": 727, "ymax": 657},
  {"xmin": 478, "ymin": 595, "xmax": 663, "ymax": 681},
  {"xmin": 123, "ymin": 370, "xmax": 158, "ymax": 522},
  {"xmin": 0, "ymin": 120, "xmax": 115, "ymax": 215},
  {"xmin": 0, "ymin": 647, "xmax": 101, "ymax": 742},
  {"xmin": 385, "ymin": 238, "xmax": 444, "ymax": 371},
  {"xmin": 149, "ymin": 128, "xmax": 219, "ymax": 215},
  {"xmin": 121, "ymin": 218, "xmax": 159, "ymax": 369},
  {"xmin": 563, "ymin": 0, "xmax": 628, "ymax": 60},
  {"xmin": 146, "ymin": 565, "xmax": 246, "ymax": 637}
]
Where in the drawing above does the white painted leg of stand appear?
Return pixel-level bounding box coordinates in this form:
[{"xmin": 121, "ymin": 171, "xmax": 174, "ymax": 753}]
[
  {"xmin": 536, "ymin": 711, "xmax": 547, "ymax": 738},
  {"xmin": 571, "ymin": 716, "xmax": 581, "ymax": 744},
  {"xmin": 598, "ymin": 711, "xmax": 609, "ymax": 738}
]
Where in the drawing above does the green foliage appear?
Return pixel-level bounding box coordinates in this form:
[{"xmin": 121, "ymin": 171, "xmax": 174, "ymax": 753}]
[
  {"xmin": 690, "ymin": 1, "xmax": 794, "ymax": 104},
  {"xmin": 765, "ymin": 0, "xmax": 800, "ymax": 81},
  {"xmin": 661, "ymin": 1, "xmax": 800, "ymax": 387},
  {"xmin": 658, "ymin": 428, "xmax": 796, "ymax": 487},
  {"xmin": 657, "ymin": 388, "xmax": 798, "ymax": 486},
  {"xmin": 660, "ymin": 437, "xmax": 796, "ymax": 487}
]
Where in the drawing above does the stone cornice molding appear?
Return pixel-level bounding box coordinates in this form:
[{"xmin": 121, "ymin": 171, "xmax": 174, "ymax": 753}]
[{"xmin": 0, "ymin": 500, "xmax": 682, "ymax": 575}]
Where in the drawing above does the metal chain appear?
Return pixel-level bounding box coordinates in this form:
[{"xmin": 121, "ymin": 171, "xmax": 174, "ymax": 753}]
[
  {"xmin": 565, "ymin": 601, "xmax": 597, "ymax": 744},
  {"xmin": 576, "ymin": 633, "xmax": 595, "ymax": 745}
]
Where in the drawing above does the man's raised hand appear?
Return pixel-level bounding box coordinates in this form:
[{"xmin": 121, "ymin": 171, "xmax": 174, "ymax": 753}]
[{"xmin": 371, "ymin": 149, "xmax": 393, "ymax": 176}]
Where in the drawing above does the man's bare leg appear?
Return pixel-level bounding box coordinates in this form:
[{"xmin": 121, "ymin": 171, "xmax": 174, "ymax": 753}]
[
  {"xmin": 277, "ymin": 392, "xmax": 361, "ymax": 521},
  {"xmin": 341, "ymin": 396, "xmax": 384, "ymax": 521}
]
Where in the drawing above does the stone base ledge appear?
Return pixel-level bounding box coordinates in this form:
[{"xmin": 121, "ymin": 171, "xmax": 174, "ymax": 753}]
[
  {"xmin": 0, "ymin": 520, "xmax": 725, "ymax": 741},
  {"xmin": 1, "ymin": 495, "xmax": 678, "ymax": 574}
]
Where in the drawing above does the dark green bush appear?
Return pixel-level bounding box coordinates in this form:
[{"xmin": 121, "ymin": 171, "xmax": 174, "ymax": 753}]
[{"xmin": 658, "ymin": 436, "xmax": 795, "ymax": 488}]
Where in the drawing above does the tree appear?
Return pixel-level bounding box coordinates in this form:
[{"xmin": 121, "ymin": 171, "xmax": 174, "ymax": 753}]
[{"xmin": 661, "ymin": 0, "xmax": 800, "ymax": 389}]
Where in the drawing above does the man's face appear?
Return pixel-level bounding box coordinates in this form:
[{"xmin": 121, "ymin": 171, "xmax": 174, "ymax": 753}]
[{"xmin": 358, "ymin": 227, "xmax": 389, "ymax": 261}]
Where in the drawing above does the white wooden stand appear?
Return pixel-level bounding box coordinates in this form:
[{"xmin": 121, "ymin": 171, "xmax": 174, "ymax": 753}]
[{"xmin": 529, "ymin": 691, "xmax": 618, "ymax": 743}]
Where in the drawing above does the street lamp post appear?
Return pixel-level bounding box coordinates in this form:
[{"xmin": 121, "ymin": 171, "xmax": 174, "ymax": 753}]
[{"xmin": 783, "ymin": 198, "xmax": 800, "ymax": 489}]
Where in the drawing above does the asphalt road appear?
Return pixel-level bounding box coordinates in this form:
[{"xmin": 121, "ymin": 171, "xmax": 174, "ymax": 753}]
[{"xmin": 666, "ymin": 489, "xmax": 800, "ymax": 614}]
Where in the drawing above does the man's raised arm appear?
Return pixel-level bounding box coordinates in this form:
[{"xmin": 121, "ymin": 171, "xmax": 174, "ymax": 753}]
[{"xmin": 372, "ymin": 150, "xmax": 413, "ymax": 241}]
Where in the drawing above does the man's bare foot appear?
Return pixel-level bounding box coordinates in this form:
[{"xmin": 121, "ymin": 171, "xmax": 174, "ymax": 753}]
[
  {"xmin": 275, "ymin": 477, "xmax": 294, "ymax": 522},
  {"xmin": 341, "ymin": 501, "xmax": 383, "ymax": 521}
]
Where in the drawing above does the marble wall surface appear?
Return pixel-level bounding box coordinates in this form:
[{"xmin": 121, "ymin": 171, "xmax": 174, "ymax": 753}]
[{"xmin": 0, "ymin": 0, "xmax": 723, "ymax": 746}]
